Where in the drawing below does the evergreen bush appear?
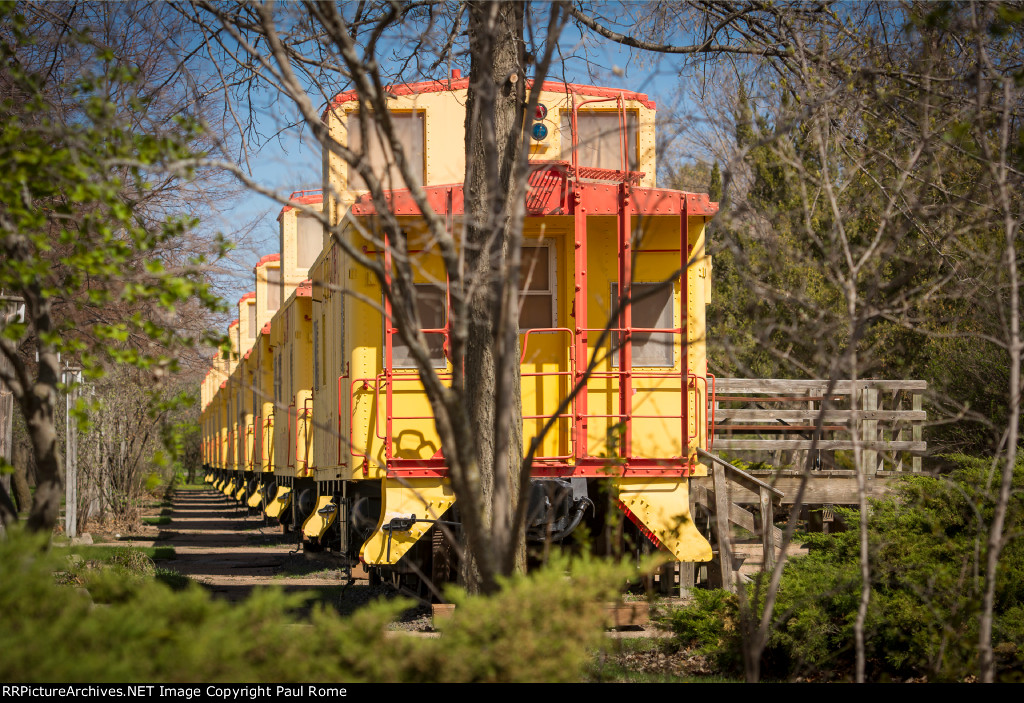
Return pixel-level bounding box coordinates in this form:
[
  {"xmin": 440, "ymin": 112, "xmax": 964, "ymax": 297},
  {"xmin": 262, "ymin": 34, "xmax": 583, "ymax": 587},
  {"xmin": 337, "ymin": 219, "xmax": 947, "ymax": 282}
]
[
  {"xmin": 0, "ymin": 534, "xmax": 632, "ymax": 682},
  {"xmin": 662, "ymin": 455, "xmax": 1024, "ymax": 681}
]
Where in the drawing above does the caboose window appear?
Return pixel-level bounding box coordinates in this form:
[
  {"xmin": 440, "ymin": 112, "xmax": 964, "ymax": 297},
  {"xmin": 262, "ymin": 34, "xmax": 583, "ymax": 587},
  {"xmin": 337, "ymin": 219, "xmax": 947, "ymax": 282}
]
[
  {"xmin": 560, "ymin": 111, "xmax": 638, "ymax": 172},
  {"xmin": 296, "ymin": 214, "xmax": 322, "ymax": 271},
  {"xmin": 519, "ymin": 245, "xmax": 556, "ymax": 331},
  {"xmin": 347, "ymin": 111, "xmax": 425, "ymax": 191},
  {"xmin": 611, "ymin": 282, "xmax": 674, "ymax": 368},
  {"xmin": 266, "ymin": 267, "xmax": 281, "ymax": 311},
  {"xmin": 391, "ymin": 283, "xmax": 446, "ymax": 369}
]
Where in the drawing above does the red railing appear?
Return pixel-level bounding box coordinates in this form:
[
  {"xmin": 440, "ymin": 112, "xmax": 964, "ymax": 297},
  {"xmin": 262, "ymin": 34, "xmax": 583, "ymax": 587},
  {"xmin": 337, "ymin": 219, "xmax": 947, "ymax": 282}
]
[
  {"xmin": 338, "ymin": 95, "xmax": 711, "ymax": 476},
  {"xmin": 349, "ymin": 378, "xmax": 375, "ymax": 476},
  {"xmin": 297, "ymin": 396, "xmax": 313, "ymax": 472},
  {"xmin": 245, "ymin": 422, "xmax": 255, "ymax": 470},
  {"xmin": 520, "ymin": 327, "xmax": 576, "ymax": 461},
  {"xmin": 336, "ymin": 368, "xmax": 349, "ymax": 465},
  {"xmin": 707, "ymin": 373, "xmax": 716, "ymax": 451},
  {"xmin": 286, "ymin": 403, "xmax": 295, "ymax": 468},
  {"xmin": 262, "ymin": 414, "xmax": 274, "ymax": 468}
]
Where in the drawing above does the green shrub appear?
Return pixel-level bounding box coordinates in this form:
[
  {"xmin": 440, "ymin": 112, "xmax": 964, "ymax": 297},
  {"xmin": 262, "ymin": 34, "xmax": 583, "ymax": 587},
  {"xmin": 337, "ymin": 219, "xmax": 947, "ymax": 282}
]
[
  {"xmin": 428, "ymin": 556, "xmax": 633, "ymax": 682},
  {"xmin": 0, "ymin": 535, "xmax": 633, "ymax": 682},
  {"xmin": 660, "ymin": 454, "xmax": 1024, "ymax": 681},
  {"xmin": 144, "ymin": 472, "xmax": 163, "ymax": 493},
  {"xmin": 657, "ymin": 588, "xmax": 743, "ymax": 674},
  {"xmin": 765, "ymin": 454, "xmax": 1024, "ymax": 681}
]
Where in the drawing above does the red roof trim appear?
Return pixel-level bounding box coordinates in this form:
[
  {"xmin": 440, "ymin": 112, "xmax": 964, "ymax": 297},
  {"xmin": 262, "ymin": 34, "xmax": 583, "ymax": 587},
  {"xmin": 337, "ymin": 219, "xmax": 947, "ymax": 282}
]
[
  {"xmin": 228, "ymin": 318, "xmax": 239, "ymax": 328},
  {"xmin": 296, "ymin": 279, "xmax": 313, "ymax": 298},
  {"xmin": 349, "ymin": 181, "xmax": 718, "ymax": 218},
  {"xmin": 323, "ymin": 78, "xmax": 655, "ymax": 118},
  {"xmin": 244, "ymin": 349, "xmax": 252, "ymax": 360},
  {"xmin": 255, "ymin": 253, "xmax": 281, "ymax": 269},
  {"xmin": 240, "ymin": 291, "xmax": 256, "ymax": 302},
  {"xmin": 279, "ymin": 192, "xmax": 324, "ymax": 218},
  {"xmin": 219, "ymin": 381, "xmax": 227, "ymax": 389},
  {"xmin": 262, "ymin": 322, "xmax": 272, "ymax": 334}
]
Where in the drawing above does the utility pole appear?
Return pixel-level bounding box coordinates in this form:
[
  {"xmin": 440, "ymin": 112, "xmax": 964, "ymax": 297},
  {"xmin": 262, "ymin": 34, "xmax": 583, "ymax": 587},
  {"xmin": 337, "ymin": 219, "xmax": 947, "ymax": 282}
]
[{"xmin": 64, "ymin": 364, "xmax": 81, "ymax": 539}]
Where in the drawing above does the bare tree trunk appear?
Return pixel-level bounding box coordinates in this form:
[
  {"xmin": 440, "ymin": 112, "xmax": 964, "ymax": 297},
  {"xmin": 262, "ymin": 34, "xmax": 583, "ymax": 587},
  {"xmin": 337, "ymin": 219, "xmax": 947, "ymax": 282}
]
[
  {"xmin": 24, "ymin": 348, "xmax": 63, "ymax": 534},
  {"xmin": 978, "ymin": 76, "xmax": 1021, "ymax": 684},
  {"xmin": 850, "ymin": 327, "xmax": 870, "ymax": 683},
  {"xmin": 12, "ymin": 443, "xmax": 32, "ymax": 514},
  {"xmin": 458, "ymin": 0, "xmax": 526, "ymax": 592}
]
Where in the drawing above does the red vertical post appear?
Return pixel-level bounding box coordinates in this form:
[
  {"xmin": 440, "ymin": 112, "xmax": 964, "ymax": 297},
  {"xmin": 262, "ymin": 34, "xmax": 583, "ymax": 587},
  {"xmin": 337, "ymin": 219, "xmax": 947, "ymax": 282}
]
[
  {"xmin": 253, "ymin": 415, "xmax": 260, "ymax": 470},
  {"xmin": 384, "ymin": 235, "xmax": 394, "ymax": 462},
  {"xmin": 286, "ymin": 404, "xmax": 293, "ymax": 468},
  {"xmin": 572, "ymin": 183, "xmax": 588, "ymax": 461},
  {"xmin": 445, "ymin": 188, "xmax": 453, "ymax": 377},
  {"xmin": 680, "ymin": 194, "xmax": 689, "ymax": 470},
  {"xmin": 618, "ymin": 181, "xmax": 632, "ymax": 461},
  {"xmin": 344, "ymin": 374, "xmax": 348, "ymax": 466}
]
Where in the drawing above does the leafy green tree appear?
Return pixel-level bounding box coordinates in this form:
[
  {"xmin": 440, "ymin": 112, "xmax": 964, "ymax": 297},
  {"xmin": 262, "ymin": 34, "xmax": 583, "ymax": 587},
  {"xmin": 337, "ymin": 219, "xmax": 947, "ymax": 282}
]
[{"xmin": 0, "ymin": 4, "xmax": 225, "ymax": 533}]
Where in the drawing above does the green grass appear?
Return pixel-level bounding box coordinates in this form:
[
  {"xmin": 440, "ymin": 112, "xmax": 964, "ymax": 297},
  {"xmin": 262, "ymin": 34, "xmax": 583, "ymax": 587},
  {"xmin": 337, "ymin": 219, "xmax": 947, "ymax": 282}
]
[
  {"xmin": 173, "ymin": 483, "xmax": 211, "ymax": 491},
  {"xmin": 273, "ymin": 566, "xmax": 346, "ymax": 580},
  {"xmin": 154, "ymin": 568, "xmax": 192, "ymax": 591},
  {"xmin": 64, "ymin": 545, "xmax": 176, "ymax": 561},
  {"xmin": 143, "ymin": 516, "xmax": 171, "ymax": 526}
]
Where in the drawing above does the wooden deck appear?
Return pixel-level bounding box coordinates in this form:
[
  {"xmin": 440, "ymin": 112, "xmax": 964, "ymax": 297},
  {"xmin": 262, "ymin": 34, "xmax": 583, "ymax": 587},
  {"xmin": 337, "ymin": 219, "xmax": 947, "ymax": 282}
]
[
  {"xmin": 709, "ymin": 378, "xmax": 926, "ymax": 488},
  {"xmin": 654, "ymin": 378, "xmax": 930, "ymax": 593}
]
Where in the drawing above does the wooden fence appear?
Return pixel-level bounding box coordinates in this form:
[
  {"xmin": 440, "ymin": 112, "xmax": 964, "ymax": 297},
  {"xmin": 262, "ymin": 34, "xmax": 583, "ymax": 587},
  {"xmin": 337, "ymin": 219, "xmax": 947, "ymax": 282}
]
[{"xmin": 709, "ymin": 378, "xmax": 926, "ymax": 475}]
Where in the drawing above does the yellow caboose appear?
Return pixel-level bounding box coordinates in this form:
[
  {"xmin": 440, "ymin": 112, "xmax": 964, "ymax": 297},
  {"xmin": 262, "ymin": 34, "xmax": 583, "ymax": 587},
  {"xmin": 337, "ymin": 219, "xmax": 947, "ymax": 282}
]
[
  {"xmin": 309, "ymin": 76, "xmax": 716, "ymax": 576},
  {"xmin": 202, "ymin": 75, "xmax": 718, "ymax": 583},
  {"xmin": 259, "ymin": 194, "xmax": 326, "ymax": 530}
]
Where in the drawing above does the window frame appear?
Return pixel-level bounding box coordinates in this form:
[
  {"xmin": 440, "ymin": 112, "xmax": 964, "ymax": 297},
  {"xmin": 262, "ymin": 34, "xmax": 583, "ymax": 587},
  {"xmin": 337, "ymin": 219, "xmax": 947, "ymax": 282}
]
[
  {"xmin": 559, "ymin": 109, "xmax": 640, "ymax": 173},
  {"xmin": 518, "ymin": 242, "xmax": 557, "ymax": 332},
  {"xmin": 296, "ymin": 214, "xmax": 323, "ymax": 272},
  {"xmin": 609, "ymin": 281, "xmax": 676, "ymax": 369},
  {"xmin": 266, "ymin": 266, "xmax": 282, "ymax": 312},
  {"xmin": 388, "ymin": 282, "xmax": 448, "ymax": 370},
  {"xmin": 346, "ymin": 110, "xmax": 427, "ymax": 191}
]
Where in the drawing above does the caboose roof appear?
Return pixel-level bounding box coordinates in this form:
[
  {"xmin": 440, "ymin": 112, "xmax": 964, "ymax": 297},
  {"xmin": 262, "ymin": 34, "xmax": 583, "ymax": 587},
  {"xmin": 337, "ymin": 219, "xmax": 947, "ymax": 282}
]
[{"xmin": 323, "ymin": 78, "xmax": 656, "ymax": 119}]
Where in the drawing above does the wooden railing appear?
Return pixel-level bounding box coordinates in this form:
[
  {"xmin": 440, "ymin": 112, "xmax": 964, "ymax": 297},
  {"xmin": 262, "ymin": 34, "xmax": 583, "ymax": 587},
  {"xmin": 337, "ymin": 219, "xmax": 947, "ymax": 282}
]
[
  {"xmin": 710, "ymin": 378, "xmax": 926, "ymax": 474},
  {"xmin": 692, "ymin": 448, "xmax": 783, "ymax": 592}
]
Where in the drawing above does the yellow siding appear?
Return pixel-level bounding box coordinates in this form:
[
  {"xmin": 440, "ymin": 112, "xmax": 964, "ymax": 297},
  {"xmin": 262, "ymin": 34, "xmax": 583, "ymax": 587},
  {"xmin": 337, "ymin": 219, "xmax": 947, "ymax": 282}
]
[
  {"xmin": 312, "ymin": 242, "xmax": 347, "ymax": 479},
  {"xmin": 324, "ymin": 86, "xmax": 657, "ymax": 197},
  {"xmin": 519, "ymin": 220, "xmax": 573, "ymax": 461},
  {"xmin": 256, "ymin": 334, "xmax": 275, "ymax": 472},
  {"xmin": 272, "ymin": 291, "xmax": 315, "ymax": 478}
]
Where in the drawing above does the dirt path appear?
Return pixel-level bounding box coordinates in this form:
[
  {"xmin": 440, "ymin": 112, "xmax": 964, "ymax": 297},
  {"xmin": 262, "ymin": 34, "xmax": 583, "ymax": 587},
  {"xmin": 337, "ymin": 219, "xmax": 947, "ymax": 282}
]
[
  {"xmin": 91, "ymin": 487, "xmax": 666, "ymax": 636},
  {"xmin": 86, "ymin": 487, "xmax": 373, "ymax": 613},
  {"xmin": 147, "ymin": 488, "xmax": 437, "ymax": 626}
]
